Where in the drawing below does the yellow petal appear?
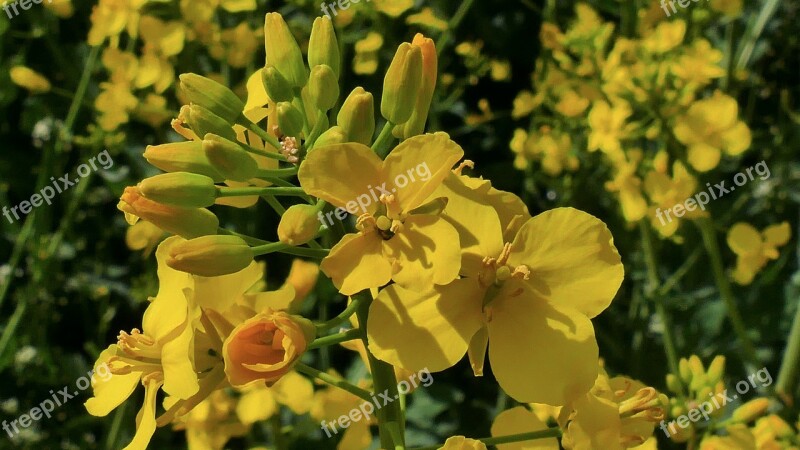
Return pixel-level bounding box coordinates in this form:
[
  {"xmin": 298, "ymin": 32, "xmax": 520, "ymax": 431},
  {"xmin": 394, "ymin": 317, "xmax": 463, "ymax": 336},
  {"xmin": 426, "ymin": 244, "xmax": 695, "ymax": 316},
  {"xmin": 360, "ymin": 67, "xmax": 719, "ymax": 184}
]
[
  {"xmin": 85, "ymin": 345, "xmax": 141, "ymax": 417},
  {"xmin": 244, "ymin": 69, "xmax": 270, "ymax": 114},
  {"xmin": 382, "ymin": 215, "xmax": 461, "ymax": 290},
  {"xmin": 487, "ymin": 282, "xmax": 598, "ymax": 405},
  {"xmin": 192, "ymin": 261, "xmax": 263, "ymax": 311},
  {"xmin": 272, "ymin": 371, "xmax": 315, "ymax": 414},
  {"xmin": 122, "ymin": 378, "xmax": 162, "ymax": 450},
  {"xmin": 298, "ymin": 143, "xmax": 384, "ymax": 213},
  {"xmin": 727, "ymin": 223, "xmax": 762, "ymax": 256},
  {"xmin": 367, "ymin": 280, "xmax": 484, "ymax": 372},
  {"xmin": 382, "ymin": 133, "xmax": 464, "ymax": 213},
  {"xmin": 763, "ymin": 222, "xmax": 791, "ymax": 247},
  {"xmin": 467, "ymin": 326, "xmax": 489, "ymax": 377},
  {"xmin": 722, "ymin": 121, "xmax": 751, "ymax": 156},
  {"xmin": 508, "ymin": 208, "xmax": 623, "ymax": 318},
  {"xmin": 321, "ymin": 232, "xmax": 393, "ymax": 295},
  {"xmin": 491, "ymin": 406, "xmax": 559, "ymax": 450},
  {"xmin": 337, "ymin": 423, "xmax": 373, "ymax": 450},
  {"xmin": 688, "ymin": 143, "xmax": 722, "ymax": 172},
  {"xmin": 236, "ymin": 384, "xmax": 277, "ymax": 424},
  {"xmin": 159, "ymin": 290, "xmax": 200, "ymax": 399},
  {"xmin": 439, "ymin": 436, "xmax": 488, "ymax": 450}
]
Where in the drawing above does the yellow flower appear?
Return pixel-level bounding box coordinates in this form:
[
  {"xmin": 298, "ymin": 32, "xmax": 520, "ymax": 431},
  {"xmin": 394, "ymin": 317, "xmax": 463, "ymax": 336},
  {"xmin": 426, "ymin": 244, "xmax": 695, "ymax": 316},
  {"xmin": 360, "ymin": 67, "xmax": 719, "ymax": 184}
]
[
  {"xmin": 125, "ymin": 220, "xmax": 165, "ymax": 256},
  {"xmin": 642, "ymin": 20, "xmax": 686, "ymax": 54},
  {"xmin": 561, "ymin": 366, "xmax": 666, "ymax": 450},
  {"xmin": 490, "ymin": 60, "xmax": 512, "ymax": 82},
  {"xmin": 298, "ymin": 133, "xmax": 464, "ymax": 295},
  {"xmin": 672, "ymin": 39, "xmax": 725, "ymax": 86},
  {"xmin": 709, "ymin": 0, "xmax": 744, "ymax": 18},
  {"xmin": 367, "ymin": 177, "xmax": 623, "ymax": 404},
  {"xmin": 406, "ymin": 8, "xmax": 449, "ymax": 31},
  {"xmin": 510, "ymin": 126, "xmax": 578, "ymax": 176},
  {"xmin": 588, "ymin": 100, "xmax": 632, "ymax": 158},
  {"xmin": 644, "ymin": 162, "xmax": 707, "ymax": 238},
  {"xmin": 605, "ymin": 156, "xmax": 648, "ymax": 223},
  {"xmin": 512, "ymin": 90, "xmax": 539, "ymax": 119},
  {"xmin": 9, "ymin": 66, "xmax": 51, "ymax": 93},
  {"xmin": 222, "ymin": 309, "xmax": 315, "ymax": 387},
  {"xmin": 727, "ymin": 222, "xmax": 791, "ymax": 285},
  {"xmin": 139, "ymin": 16, "xmax": 185, "ymax": 57},
  {"xmin": 85, "ymin": 237, "xmax": 206, "ymax": 450},
  {"xmin": 491, "ymin": 406, "xmax": 559, "ymax": 449},
  {"xmin": 556, "ymin": 90, "xmax": 590, "ymax": 117},
  {"xmin": 439, "ymin": 436, "xmax": 487, "ymax": 450},
  {"xmin": 673, "ymin": 91, "xmax": 751, "ymax": 172},
  {"xmin": 353, "ymin": 32, "xmax": 384, "ymax": 75},
  {"xmin": 311, "ymin": 377, "xmax": 374, "ymax": 450},
  {"xmin": 372, "ymin": 0, "xmax": 413, "ymax": 17},
  {"xmin": 87, "ymin": 0, "xmax": 147, "ymax": 46},
  {"xmin": 699, "ymin": 424, "xmax": 756, "ymax": 450},
  {"xmin": 219, "ymin": 23, "xmax": 261, "ymax": 68}
]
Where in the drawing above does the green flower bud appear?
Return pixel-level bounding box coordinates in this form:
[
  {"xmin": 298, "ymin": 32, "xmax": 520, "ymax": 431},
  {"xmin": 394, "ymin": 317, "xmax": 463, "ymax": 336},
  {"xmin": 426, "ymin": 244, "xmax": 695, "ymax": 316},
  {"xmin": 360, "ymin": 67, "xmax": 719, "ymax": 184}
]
[
  {"xmin": 139, "ymin": 172, "xmax": 217, "ymax": 208},
  {"xmin": 183, "ymin": 105, "xmax": 237, "ymax": 142},
  {"xmin": 666, "ymin": 374, "xmax": 682, "ymax": 394},
  {"xmin": 278, "ymin": 204, "xmax": 321, "ymax": 246},
  {"xmin": 314, "ymin": 126, "xmax": 347, "ymax": 147},
  {"xmin": 202, "ymin": 134, "xmax": 259, "ymax": 182},
  {"xmin": 277, "ymin": 102, "xmax": 305, "ymax": 137},
  {"xmin": 179, "ymin": 73, "xmax": 244, "ymax": 124},
  {"xmin": 338, "ymin": 87, "xmax": 375, "ymax": 145},
  {"xmin": 264, "ymin": 12, "xmax": 308, "ymax": 88},
  {"xmin": 262, "ymin": 65, "xmax": 294, "ymax": 103},
  {"xmin": 143, "ymin": 141, "xmax": 224, "ymax": 182},
  {"xmin": 381, "ymin": 43, "xmax": 423, "ymax": 125},
  {"xmin": 167, "ymin": 235, "xmax": 254, "ymax": 277},
  {"xmin": 308, "ymin": 16, "xmax": 340, "ymax": 77},
  {"xmin": 732, "ymin": 398, "xmax": 770, "ymax": 423},
  {"xmin": 308, "ymin": 65, "xmax": 339, "ymax": 111},
  {"xmin": 707, "ymin": 356, "xmax": 725, "ymax": 385}
]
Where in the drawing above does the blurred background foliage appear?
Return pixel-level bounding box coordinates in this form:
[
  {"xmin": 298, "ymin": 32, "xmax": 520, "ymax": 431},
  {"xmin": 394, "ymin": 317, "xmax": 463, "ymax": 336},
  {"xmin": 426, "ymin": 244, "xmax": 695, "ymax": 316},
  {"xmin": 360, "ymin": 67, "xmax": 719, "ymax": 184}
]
[{"xmin": 0, "ymin": 0, "xmax": 798, "ymax": 448}]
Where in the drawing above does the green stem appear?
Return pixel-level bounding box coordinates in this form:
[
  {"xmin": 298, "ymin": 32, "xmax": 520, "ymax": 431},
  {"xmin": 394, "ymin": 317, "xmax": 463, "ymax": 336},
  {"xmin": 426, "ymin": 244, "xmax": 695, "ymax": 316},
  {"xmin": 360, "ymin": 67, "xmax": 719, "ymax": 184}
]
[
  {"xmin": 696, "ymin": 218, "xmax": 761, "ymax": 371},
  {"xmin": 241, "ymin": 117, "xmax": 282, "ymax": 151},
  {"xmin": 305, "ymin": 110, "xmax": 328, "ymax": 150},
  {"xmin": 294, "ymin": 363, "xmax": 372, "ymax": 402},
  {"xmin": 412, "ymin": 428, "xmax": 562, "ymax": 450},
  {"xmin": 435, "ymin": 0, "xmax": 477, "ymax": 56},
  {"xmin": 372, "ymin": 121, "xmax": 396, "ymax": 158},
  {"xmin": 217, "ymin": 186, "xmax": 306, "ymax": 197},
  {"xmin": 218, "ymin": 228, "xmax": 269, "ymax": 246},
  {"xmin": 257, "ymin": 167, "xmax": 298, "ymax": 178},
  {"xmin": 315, "ymin": 297, "xmax": 362, "ymax": 332},
  {"xmin": 250, "ymin": 241, "xmax": 330, "ymax": 258},
  {"xmin": 308, "ymin": 328, "xmax": 362, "ymax": 350},
  {"xmin": 270, "ymin": 412, "xmax": 286, "ymax": 450},
  {"xmin": 735, "ymin": 0, "xmax": 780, "ymax": 71},
  {"xmin": 241, "ymin": 142, "xmax": 287, "ymax": 161},
  {"xmin": 353, "ymin": 290, "xmax": 405, "ymax": 449},
  {"xmin": 776, "ymin": 293, "xmax": 800, "ymax": 401}
]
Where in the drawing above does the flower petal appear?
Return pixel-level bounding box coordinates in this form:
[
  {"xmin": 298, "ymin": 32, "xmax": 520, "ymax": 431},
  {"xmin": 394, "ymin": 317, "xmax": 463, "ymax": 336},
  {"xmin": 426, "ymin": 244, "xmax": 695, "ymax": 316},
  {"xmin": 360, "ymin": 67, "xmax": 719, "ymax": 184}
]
[
  {"xmin": 321, "ymin": 232, "xmax": 393, "ymax": 295},
  {"xmin": 122, "ymin": 378, "xmax": 162, "ymax": 450},
  {"xmin": 85, "ymin": 345, "xmax": 141, "ymax": 417},
  {"xmin": 727, "ymin": 223, "xmax": 762, "ymax": 256},
  {"xmin": 491, "ymin": 406, "xmax": 559, "ymax": 450}
]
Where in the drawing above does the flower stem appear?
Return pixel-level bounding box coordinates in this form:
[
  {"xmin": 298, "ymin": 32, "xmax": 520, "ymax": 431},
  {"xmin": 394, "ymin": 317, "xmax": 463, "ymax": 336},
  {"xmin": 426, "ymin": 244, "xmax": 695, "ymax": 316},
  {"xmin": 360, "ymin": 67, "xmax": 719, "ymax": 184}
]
[
  {"xmin": 294, "ymin": 363, "xmax": 372, "ymax": 402},
  {"xmin": 315, "ymin": 297, "xmax": 363, "ymax": 332},
  {"xmin": 776, "ymin": 293, "xmax": 800, "ymax": 402},
  {"xmin": 241, "ymin": 117, "xmax": 282, "ymax": 151},
  {"xmin": 372, "ymin": 121, "xmax": 396, "ymax": 158},
  {"xmin": 696, "ymin": 218, "xmax": 761, "ymax": 371},
  {"xmin": 412, "ymin": 428, "xmax": 562, "ymax": 450},
  {"xmin": 308, "ymin": 328, "xmax": 362, "ymax": 350},
  {"xmin": 250, "ymin": 242, "xmax": 330, "ymax": 258},
  {"xmin": 257, "ymin": 167, "xmax": 298, "ymax": 178},
  {"xmin": 217, "ymin": 186, "xmax": 306, "ymax": 197}
]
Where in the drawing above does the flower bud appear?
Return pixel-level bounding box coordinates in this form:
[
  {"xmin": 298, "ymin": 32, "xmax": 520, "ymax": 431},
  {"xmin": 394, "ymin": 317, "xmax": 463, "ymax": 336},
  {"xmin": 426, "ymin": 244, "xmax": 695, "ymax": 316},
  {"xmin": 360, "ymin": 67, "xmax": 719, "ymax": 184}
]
[
  {"xmin": 394, "ymin": 34, "xmax": 437, "ymax": 139},
  {"xmin": 222, "ymin": 309, "xmax": 316, "ymax": 387},
  {"xmin": 278, "ymin": 204, "xmax": 321, "ymax": 246},
  {"xmin": 707, "ymin": 355, "xmax": 725, "ymax": 385},
  {"xmin": 313, "ymin": 126, "xmax": 347, "ymax": 147},
  {"xmin": 139, "ymin": 172, "xmax": 217, "ymax": 208},
  {"xmin": 381, "ymin": 43, "xmax": 423, "ymax": 125},
  {"xmin": 167, "ymin": 235, "xmax": 254, "ymax": 277},
  {"xmin": 264, "ymin": 12, "xmax": 308, "ymax": 88},
  {"xmin": 118, "ymin": 187, "xmax": 219, "ymax": 239},
  {"xmin": 338, "ymin": 87, "xmax": 375, "ymax": 145},
  {"xmin": 179, "ymin": 73, "xmax": 245, "ymax": 124},
  {"xmin": 679, "ymin": 358, "xmax": 693, "ymax": 384},
  {"xmin": 202, "ymin": 133, "xmax": 259, "ymax": 182},
  {"xmin": 143, "ymin": 141, "xmax": 224, "ymax": 182},
  {"xmin": 308, "ymin": 65, "xmax": 339, "ymax": 111},
  {"xmin": 184, "ymin": 105, "xmax": 237, "ymax": 142},
  {"xmin": 666, "ymin": 374, "xmax": 682, "ymax": 394},
  {"xmin": 262, "ymin": 65, "xmax": 294, "ymax": 103},
  {"xmin": 732, "ymin": 398, "xmax": 770, "ymax": 423},
  {"xmin": 308, "ymin": 16, "xmax": 340, "ymax": 77},
  {"xmin": 277, "ymin": 102, "xmax": 304, "ymax": 137}
]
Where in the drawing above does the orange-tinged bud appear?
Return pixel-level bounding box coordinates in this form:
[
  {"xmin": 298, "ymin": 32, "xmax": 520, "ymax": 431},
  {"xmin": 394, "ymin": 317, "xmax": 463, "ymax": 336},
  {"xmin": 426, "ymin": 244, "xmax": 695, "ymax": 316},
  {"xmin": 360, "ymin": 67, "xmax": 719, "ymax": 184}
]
[
  {"xmin": 222, "ymin": 309, "xmax": 315, "ymax": 387},
  {"xmin": 118, "ymin": 187, "xmax": 219, "ymax": 239},
  {"xmin": 264, "ymin": 13, "xmax": 308, "ymax": 88},
  {"xmin": 139, "ymin": 172, "xmax": 217, "ymax": 208},
  {"xmin": 278, "ymin": 204, "xmax": 321, "ymax": 246},
  {"xmin": 166, "ymin": 235, "xmax": 254, "ymax": 277},
  {"xmin": 202, "ymin": 133, "xmax": 259, "ymax": 182},
  {"xmin": 732, "ymin": 398, "xmax": 770, "ymax": 423},
  {"xmin": 338, "ymin": 87, "xmax": 375, "ymax": 145},
  {"xmin": 394, "ymin": 34, "xmax": 437, "ymax": 138},
  {"xmin": 143, "ymin": 141, "xmax": 224, "ymax": 182},
  {"xmin": 179, "ymin": 73, "xmax": 244, "ymax": 124},
  {"xmin": 308, "ymin": 16, "xmax": 340, "ymax": 77},
  {"xmin": 381, "ymin": 43, "xmax": 423, "ymax": 124}
]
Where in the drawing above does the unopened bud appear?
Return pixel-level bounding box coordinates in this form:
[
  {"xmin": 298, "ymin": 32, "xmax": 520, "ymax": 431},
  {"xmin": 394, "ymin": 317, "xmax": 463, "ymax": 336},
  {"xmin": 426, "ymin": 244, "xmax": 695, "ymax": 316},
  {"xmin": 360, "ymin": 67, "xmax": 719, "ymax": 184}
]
[
  {"xmin": 277, "ymin": 102, "xmax": 304, "ymax": 137},
  {"xmin": 308, "ymin": 16, "xmax": 340, "ymax": 77},
  {"xmin": 314, "ymin": 126, "xmax": 347, "ymax": 147},
  {"xmin": 732, "ymin": 398, "xmax": 770, "ymax": 423},
  {"xmin": 666, "ymin": 374, "xmax": 682, "ymax": 394},
  {"xmin": 308, "ymin": 65, "xmax": 339, "ymax": 111},
  {"xmin": 338, "ymin": 87, "xmax": 375, "ymax": 145},
  {"xmin": 184, "ymin": 105, "xmax": 237, "ymax": 142},
  {"xmin": 118, "ymin": 187, "xmax": 219, "ymax": 239},
  {"xmin": 278, "ymin": 204, "xmax": 321, "ymax": 246},
  {"xmin": 707, "ymin": 356, "xmax": 725, "ymax": 384},
  {"xmin": 264, "ymin": 12, "xmax": 308, "ymax": 88},
  {"xmin": 381, "ymin": 43, "xmax": 423, "ymax": 125},
  {"xmin": 679, "ymin": 358, "xmax": 693, "ymax": 385},
  {"xmin": 203, "ymin": 134, "xmax": 259, "ymax": 182},
  {"xmin": 179, "ymin": 73, "xmax": 244, "ymax": 124},
  {"xmin": 139, "ymin": 172, "xmax": 217, "ymax": 208},
  {"xmin": 394, "ymin": 34, "xmax": 437, "ymax": 138},
  {"xmin": 262, "ymin": 65, "xmax": 294, "ymax": 103},
  {"xmin": 143, "ymin": 141, "xmax": 224, "ymax": 182},
  {"xmin": 167, "ymin": 235, "xmax": 254, "ymax": 277}
]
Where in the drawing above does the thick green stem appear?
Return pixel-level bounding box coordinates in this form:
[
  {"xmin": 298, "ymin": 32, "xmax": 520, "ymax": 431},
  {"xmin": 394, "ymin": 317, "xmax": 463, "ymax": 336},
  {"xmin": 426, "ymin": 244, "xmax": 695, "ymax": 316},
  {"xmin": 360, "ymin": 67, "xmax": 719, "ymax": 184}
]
[
  {"xmin": 308, "ymin": 328, "xmax": 362, "ymax": 350},
  {"xmin": 315, "ymin": 297, "xmax": 362, "ymax": 332},
  {"xmin": 353, "ymin": 290, "xmax": 405, "ymax": 449},
  {"xmin": 372, "ymin": 121, "xmax": 396, "ymax": 158},
  {"xmin": 217, "ymin": 186, "xmax": 306, "ymax": 197},
  {"xmin": 412, "ymin": 428, "xmax": 562, "ymax": 450},
  {"xmin": 295, "ymin": 363, "xmax": 372, "ymax": 402},
  {"xmin": 257, "ymin": 167, "xmax": 298, "ymax": 178},
  {"xmin": 776, "ymin": 294, "xmax": 800, "ymax": 401},
  {"xmin": 251, "ymin": 242, "xmax": 329, "ymax": 258},
  {"xmin": 696, "ymin": 218, "xmax": 761, "ymax": 371}
]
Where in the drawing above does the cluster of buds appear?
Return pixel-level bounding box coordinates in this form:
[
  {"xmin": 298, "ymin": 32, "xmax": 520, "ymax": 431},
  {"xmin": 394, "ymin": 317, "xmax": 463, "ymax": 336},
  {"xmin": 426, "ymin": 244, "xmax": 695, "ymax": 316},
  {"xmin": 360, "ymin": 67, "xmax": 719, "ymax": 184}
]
[{"xmin": 664, "ymin": 355, "xmax": 727, "ymax": 441}]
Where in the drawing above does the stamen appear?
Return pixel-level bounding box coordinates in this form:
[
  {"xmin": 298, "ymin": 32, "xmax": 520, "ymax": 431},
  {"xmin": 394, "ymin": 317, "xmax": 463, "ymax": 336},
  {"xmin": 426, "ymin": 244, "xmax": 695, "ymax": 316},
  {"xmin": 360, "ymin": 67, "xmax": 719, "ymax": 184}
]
[
  {"xmin": 511, "ymin": 265, "xmax": 531, "ymax": 280},
  {"xmin": 356, "ymin": 213, "xmax": 377, "ymax": 232},
  {"xmin": 496, "ymin": 243, "xmax": 513, "ymax": 266}
]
